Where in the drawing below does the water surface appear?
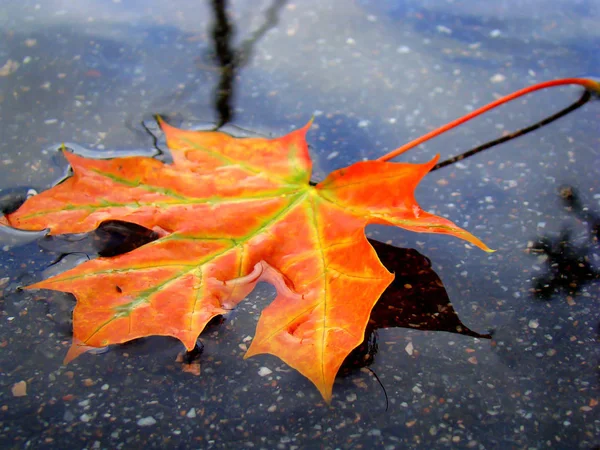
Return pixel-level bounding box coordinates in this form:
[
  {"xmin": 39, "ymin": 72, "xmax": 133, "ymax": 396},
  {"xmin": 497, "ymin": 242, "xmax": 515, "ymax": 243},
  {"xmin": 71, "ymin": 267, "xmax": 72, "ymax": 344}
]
[{"xmin": 1, "ymin": 1, "xmax": 598, "ymax": 448}]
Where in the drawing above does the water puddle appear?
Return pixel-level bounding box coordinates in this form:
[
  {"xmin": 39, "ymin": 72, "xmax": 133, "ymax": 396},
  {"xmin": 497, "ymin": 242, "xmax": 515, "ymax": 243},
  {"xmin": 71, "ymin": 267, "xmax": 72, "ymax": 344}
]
[{"xmin": 1, "ymin": 0, "xmax": 599, "ymax": 448}]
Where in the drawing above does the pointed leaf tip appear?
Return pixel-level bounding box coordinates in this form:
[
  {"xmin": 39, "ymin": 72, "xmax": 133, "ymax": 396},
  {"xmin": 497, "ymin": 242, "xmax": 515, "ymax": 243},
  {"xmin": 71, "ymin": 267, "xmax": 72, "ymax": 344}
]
[
  {"xmin": 156, "ymin": 115, "xmax": 176, "ymax": 134},
  {"xmin": 288, "ymin": 118, "xmax": 314, "ymax": 140},
  {"xmin": 428, "ymin": 153, "xmax": 440, "ymax": 169},
  {"xmin": 64, "ymin": 339, "xmax": 101, "ymax": 364},
  {"xmin": 303, "ymin": 117, "xmax": 315, "ymax": 131}
]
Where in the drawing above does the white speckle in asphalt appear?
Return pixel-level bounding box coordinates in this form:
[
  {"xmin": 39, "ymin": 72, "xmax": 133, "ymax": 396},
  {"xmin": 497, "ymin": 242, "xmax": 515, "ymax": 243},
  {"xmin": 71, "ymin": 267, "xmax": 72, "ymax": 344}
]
[
  {"xmin": 258, "ymin": 367, "xmax": 273, "ymax": 377},
  {"xmin": 137, "ymin": 416, "xmax": 157, "ymax": 426}
]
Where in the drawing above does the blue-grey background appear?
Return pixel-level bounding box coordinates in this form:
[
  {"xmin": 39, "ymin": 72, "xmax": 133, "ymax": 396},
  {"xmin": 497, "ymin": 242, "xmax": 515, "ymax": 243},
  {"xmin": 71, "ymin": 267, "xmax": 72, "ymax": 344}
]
[{"xmin": 0, "ymin": 1, "xmax": 598, "ymax": 448}]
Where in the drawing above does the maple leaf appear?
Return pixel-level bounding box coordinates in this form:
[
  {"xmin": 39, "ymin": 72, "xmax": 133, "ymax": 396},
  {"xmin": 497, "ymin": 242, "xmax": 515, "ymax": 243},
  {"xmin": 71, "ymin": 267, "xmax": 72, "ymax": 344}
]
[{"xmin": 2, "ymin": 119, "xmax": 491, "ymax": 401}]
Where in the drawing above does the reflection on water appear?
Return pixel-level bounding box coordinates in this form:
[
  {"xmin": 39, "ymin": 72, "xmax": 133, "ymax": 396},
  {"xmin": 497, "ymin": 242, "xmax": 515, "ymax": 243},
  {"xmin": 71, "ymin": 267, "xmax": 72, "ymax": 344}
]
[
  {"xmin": 342, "ymin": 239, "xmax": 490, "ymax": 371},
  {"xmin": 209, "ymin": 0, "xmax": 287, "ymax": 128},
  {"xmin": 40, "ymin": 219, "xmax": 159, "ymax": 258},
  {"xmin": 430, "ymin": 90, "xmax": 593, "ymax": 172},
  {"xmin": 529, "ymin": 186, "xmax": 600, "ymax": 299}
]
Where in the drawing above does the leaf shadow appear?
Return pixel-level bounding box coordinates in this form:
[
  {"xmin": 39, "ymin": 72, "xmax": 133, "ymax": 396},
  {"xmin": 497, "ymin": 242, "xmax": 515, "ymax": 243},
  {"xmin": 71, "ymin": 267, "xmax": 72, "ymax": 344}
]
[
  {"xmin": 340, "ymin": 239, "xmax": 491, "ymax": 372},
  {"xmin": 528, "ymin": 185, "xmax": 600, "ymax": 299}
]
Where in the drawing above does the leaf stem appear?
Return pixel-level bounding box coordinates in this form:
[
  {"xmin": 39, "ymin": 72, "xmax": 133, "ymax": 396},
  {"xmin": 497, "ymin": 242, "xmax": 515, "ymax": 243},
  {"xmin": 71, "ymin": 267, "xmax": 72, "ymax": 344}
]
[
  {"xmin": 377, "ymin": 77, "xmax": 600, "ymax": 162},
  {"xmin": 430, "ymin": 90, "xmax": 592, "ymax": 172}
]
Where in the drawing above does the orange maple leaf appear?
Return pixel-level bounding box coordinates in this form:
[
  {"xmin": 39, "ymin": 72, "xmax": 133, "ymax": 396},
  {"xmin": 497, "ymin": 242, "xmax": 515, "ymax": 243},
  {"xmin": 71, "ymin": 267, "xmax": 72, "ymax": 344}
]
[{"xmin": 2, "ymin": 119, "xmax": 491, "ymax": 401}]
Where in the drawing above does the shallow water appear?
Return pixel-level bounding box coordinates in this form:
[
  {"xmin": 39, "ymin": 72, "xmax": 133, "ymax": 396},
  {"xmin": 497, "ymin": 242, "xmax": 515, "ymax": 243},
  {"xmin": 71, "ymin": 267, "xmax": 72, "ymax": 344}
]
[{"xmin": 1, "ymin": 1, "xmax": 599, "ymax": 448}]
